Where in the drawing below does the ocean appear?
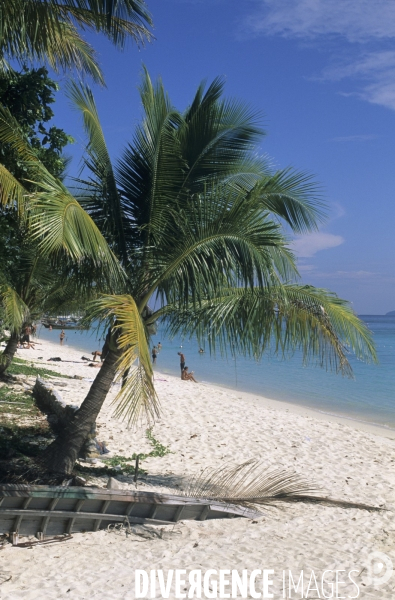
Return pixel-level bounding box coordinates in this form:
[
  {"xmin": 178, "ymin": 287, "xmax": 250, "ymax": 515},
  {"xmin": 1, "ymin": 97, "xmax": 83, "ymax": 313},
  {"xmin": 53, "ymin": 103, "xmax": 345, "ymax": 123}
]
[{"xmin": 36, "ymin": 315, "xmax": 395, "ymax": 430}]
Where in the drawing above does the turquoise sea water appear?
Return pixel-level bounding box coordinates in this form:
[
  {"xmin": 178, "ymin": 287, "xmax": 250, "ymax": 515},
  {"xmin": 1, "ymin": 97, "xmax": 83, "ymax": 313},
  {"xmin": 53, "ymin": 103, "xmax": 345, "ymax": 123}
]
[{"xmin": 36, "ymin": 315, "xmax": 395, "ymax": 430}]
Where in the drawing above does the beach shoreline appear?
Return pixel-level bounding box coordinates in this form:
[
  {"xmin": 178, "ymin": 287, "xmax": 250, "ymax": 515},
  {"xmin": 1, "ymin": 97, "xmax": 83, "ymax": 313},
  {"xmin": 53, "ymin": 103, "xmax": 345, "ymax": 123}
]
[
  {"xmin": 193, "ymin": 380, "xmax": 395, "ymax": 441},
  {"xmin": 1, "ymin": 338, "xmax": 394, "ymax": 599},
  {"xmin": 25, "ymin": 334, "xmax": 395, "ymax": 440}
]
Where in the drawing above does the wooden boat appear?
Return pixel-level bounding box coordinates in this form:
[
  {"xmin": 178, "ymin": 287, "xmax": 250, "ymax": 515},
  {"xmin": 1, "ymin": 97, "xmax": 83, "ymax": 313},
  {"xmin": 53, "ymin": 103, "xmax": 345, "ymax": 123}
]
[{"xmin": 0, "ymin": 485, "xmax": 261, "ymax": 543}]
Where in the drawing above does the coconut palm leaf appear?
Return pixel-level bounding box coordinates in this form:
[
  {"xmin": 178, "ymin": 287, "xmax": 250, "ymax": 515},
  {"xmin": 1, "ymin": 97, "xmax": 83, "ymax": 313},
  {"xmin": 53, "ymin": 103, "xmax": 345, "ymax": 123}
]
[
  {"xmin": 86, "ymin": 294, "xmax": 159, "ymax": 425},
  {"xmin": 57, "ymin": 0, "xmax": 152, "ymax": 46},
  {"xmin": 42, "ymin": 254, "xmax": 123, "ymax": 314},
  {"xmin": 0, "ymin": 105, "xmax": 124, "ymax": 281},
  {"xmin": 181, "ymin": 460, "xmax": 381, "ymax": 512},
  {"xmin": 178, "ymin": 77, "xmax": 264, "ymax": 192},
  {"xmin": 0, "ymin": 164, "xmax": 28, "ymax": 215},
  {"xmin": 66, "ymin": 80, "xmax": 129, "ymax": 264},
  {"xmin": 0, "ymin": 283, "xmax": 30, "ymax": 333},
  {"xmin": 117, "ymin": 69, "xmax": 185, "ymax": 246},
  {"xmin": 159, "ymin": 284, "xmax": 377, "ymax": 377},
  {"xmin": 117, "ymin": 175, "xmax": 297, "ymax": 310},
  {"xmin": 1, "ymin": 2, "xmax": 103, "ymax": 83},
  {"xmin": 249, "ymin": 167, "xmax": 326, "ymax": 234},
  {"xmin": 0, "ymin": 0, "xmax": 152, "ymax": 83}
]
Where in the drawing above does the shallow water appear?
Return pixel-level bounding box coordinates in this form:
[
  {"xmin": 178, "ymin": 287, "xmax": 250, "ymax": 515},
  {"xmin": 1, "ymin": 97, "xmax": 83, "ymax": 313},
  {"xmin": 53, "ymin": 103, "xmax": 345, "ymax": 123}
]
[{"xmin": 36, "ymin": 315, "xmax": 395, "ymax": 429}]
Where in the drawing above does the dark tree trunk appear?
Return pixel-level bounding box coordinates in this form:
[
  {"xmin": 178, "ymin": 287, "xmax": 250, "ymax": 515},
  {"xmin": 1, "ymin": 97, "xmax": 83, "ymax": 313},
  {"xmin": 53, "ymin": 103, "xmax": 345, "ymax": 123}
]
[
  {"xmin": 0, "ymin": 331, "xmax": 20, "ymax": 377},
  {"xmin": 41, "ymin": 331, "xmax": 120, "ymax": 476}
]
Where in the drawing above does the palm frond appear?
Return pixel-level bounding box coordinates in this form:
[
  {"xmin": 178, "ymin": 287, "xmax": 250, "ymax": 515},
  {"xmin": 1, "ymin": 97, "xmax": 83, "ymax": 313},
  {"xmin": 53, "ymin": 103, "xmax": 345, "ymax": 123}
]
[
  {"xmin": 117, "ymin": 68, "xmax": 184, "ymax": 243},
  {"xmin": 58, "ymin": 0, "xmax": 152, "ymax": 47},
  {"xmin": 0, "ymin": 284, "xmax": 30, "ymax": 333},
  {"xmin": 86, "ymin": 294, "xmax": 159, "ymax": 425},
  {"xmin": 1, "ymin": 2, "xmax": 104, "ymax": 83},
  {"xmin": 179, "ymin": 78, "xmax": 264, "ymax": 194},
  {"xmin": 0, "ymin": 105, "xmax": 124, "ymax": 281},
  {"xmin": 160, "ymin": 284, "xmax": 377, "ymax": 376},
  {"xmin": 181, "ymin": 460, "xmax": 380, "ymax": 512},
  {"xmin": 67, "ymin": 80, "xmax": 128, "ymax": 263},
  {"xmin": 0, "ymin": 164, "xmax": 28, "ymax": 215},
  {"xmin": 28, "ymin": 179, "xmax": 122, "ymax": 274},
  {"xmin": 250, "ymin": 167, "xmax": 326, "ymax": 233},
  {"xmin": 138, "ymin": 184, "xmax": 297, "ymax": 309},
  {"xmin": 0, "ymin": 0, "xmax": 153, "ymax": 83}
]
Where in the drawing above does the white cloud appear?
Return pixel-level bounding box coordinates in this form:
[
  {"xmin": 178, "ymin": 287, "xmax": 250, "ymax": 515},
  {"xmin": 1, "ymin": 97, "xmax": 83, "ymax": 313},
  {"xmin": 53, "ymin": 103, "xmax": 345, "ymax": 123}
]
[
  {"xmin": 291, "ymin": 232, "xmax": 344, "ymax": 257},
  {"xmin": 297, "ymin": 263, "xmax": 316, "ymax": 272},
  {"xmin": 330, "ymin": 134, "xmax": 378, "ymax": 143},
  {"xmin": 310, "ymin": 270, "xmax": 395, "ymax": 284},
  {"xmin": 334, "ymin": 270, "xmax": 376, "ymax": 279},
  {"xmin": 320, "ymin": 51, "xmax": 395, "ymax": 110},
  {"xmin": 247, "ymin": 1, "xmax": 395, "ymax": 42},
  {"xmin": 360, "ymin": 79, "xmax": 395, "ymax": 111},
  {"xmin": 321, "ymin": 51, "xmax": 395, "ymax": 80},
  {"xmin": 330, "ymin": 202, "xmax": 346, "ymax": 220},
  {"xmin": 244, "ymin": 2, "xmax": 395, "ymax": 111}
]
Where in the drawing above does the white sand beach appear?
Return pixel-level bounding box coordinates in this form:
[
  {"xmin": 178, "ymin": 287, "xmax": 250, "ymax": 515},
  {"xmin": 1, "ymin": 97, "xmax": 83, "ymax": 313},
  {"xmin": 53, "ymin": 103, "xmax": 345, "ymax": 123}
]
[{"xmin": 1, "ymin": 339, "xmax": 394, "ymax": 599}]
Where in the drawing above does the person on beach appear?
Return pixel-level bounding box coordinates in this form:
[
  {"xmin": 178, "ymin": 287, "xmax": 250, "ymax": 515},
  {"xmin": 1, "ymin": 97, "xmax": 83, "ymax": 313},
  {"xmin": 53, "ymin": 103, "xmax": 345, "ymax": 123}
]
[
  {"xmin": 21, "ymin": 326, "xmax": 32, "ymax": 349},
  {"xmin": 181, "ymin": 366, "xmax": 198, "ymax": 383},
  {"xmin": 178, "ymin": 351, "xmax": 185, "ymax": 372},
  {"xmin": 91, "ymin": 350, "xmax": 103, "ymax": 362},
  {"xmin": 59, "ymin": 330, "xmax": 65, "ymax": 345},
  {"xmin": 152, "ymin": 346, "xmax": 157, "ymax": 363}
]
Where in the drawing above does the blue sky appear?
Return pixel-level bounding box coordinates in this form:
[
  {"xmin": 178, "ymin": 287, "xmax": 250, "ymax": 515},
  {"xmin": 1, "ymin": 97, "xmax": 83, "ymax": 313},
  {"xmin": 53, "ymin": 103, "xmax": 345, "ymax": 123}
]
[{"xmin": 52, "ymin": 0, "xmax": 395, "ymax": 314}]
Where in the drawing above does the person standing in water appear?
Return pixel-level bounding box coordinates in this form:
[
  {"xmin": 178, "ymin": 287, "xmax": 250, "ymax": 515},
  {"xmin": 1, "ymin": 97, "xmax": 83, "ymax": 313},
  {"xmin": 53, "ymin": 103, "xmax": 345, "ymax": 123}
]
[
  {"xmin": 157, "ymin": 342, "xmax": 162, "ymax": 351},
  {"xmin": 60, "ymin": 330, "xmax": 65, "ymax": 345},
  {"xmin": 178, "ymin": 351, "xmax": 185, "ymax": 372},
  {"xmin": 152, "ymin": 346, "xmax": 158, "ymax": 363}
]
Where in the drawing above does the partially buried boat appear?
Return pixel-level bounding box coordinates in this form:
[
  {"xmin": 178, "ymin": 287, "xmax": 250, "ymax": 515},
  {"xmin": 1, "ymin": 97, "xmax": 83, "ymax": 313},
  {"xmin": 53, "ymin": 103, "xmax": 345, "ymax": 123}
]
[{"xmin": 0, "ymin": 484, "xmax": 260, "ymax": 543}]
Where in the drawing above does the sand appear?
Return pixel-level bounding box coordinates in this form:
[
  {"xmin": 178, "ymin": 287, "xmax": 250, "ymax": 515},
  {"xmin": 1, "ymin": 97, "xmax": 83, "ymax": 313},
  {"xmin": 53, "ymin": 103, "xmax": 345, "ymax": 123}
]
[{"xmin": 0, "ymin": 339, "xmax": 394, "ymax": 599}]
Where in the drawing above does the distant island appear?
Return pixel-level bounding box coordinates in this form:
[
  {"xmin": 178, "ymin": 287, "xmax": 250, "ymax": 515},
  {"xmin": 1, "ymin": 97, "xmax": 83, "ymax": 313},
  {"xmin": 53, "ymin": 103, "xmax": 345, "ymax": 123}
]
[{"xmin": 386, "ymin": 310, "xmax": 395, "ymax": 316}]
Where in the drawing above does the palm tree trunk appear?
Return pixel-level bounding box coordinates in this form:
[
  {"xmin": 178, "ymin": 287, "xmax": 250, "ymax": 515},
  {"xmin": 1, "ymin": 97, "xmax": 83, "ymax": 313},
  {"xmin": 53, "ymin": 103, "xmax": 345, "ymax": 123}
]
[
  {"xmin": 0, "ymin": 331, "xmax": 20, "ymax": 377},
  {"xmin": 41, "ymin": 337, "xmax": 120, "ymax": 476}
]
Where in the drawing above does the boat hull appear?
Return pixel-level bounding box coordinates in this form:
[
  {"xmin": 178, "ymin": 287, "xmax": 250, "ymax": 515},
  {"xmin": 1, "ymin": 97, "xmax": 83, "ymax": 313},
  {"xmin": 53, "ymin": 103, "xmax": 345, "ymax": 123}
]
[{"xmin": 0, "ymin": 485, "xmax": 260, "ymax": 540}]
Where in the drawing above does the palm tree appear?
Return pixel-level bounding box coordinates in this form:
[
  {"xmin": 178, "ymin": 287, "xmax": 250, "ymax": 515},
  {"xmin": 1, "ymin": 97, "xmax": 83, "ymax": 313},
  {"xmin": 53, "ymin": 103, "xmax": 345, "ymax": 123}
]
[
  {"xmin": 41, "ymin": 71, "xmax": 376, "ymax": 476},
  {"xmin": 0, "ymin": 0, "xmax": 152, "ymax": 84}
]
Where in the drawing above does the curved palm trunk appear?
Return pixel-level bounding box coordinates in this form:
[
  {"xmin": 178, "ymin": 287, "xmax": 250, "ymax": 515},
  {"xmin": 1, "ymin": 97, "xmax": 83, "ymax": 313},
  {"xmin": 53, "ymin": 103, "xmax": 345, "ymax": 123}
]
[
  {"xmin": 42, "ymin": 341, "xmax": 120, "ymax": 476},
  {"xmin": 0, "ymin": 331, "xmax": 20, "ymax": 377}
]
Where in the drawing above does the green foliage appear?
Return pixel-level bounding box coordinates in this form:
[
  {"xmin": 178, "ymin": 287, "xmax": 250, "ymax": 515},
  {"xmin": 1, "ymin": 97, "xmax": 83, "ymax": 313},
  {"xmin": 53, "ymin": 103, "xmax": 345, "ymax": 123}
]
[
  {"xmin": 0, "ymin": 0, "xmax": 153, "ymax": 84},
  {"xmin": 0, "ymin": 67, "xmax": 73, "ymax": 181},
  {"xmin": 145, "ymin": 428, "xmax": 172, "ymax": 457},
  {"xmin": 7, "ymin": 357, "xmax": 67, "ymax": 379},
  {"xmin": 0, "ymin": 72, "xmax": 124, "ymax": 355},
  {"xmin": 75, "ymin": 429, "xmax": 170, "ymax": 478},
  {"xmin": 0, "ymin": 67, "xmax": 76, "ymax": 339},
  {"xmin": 87, "ymin": 295, "xmax": 158, "ymax": 426},
  {"xmin": 101, "ymin": 429, "xmax": 171, "ymax": 473}
]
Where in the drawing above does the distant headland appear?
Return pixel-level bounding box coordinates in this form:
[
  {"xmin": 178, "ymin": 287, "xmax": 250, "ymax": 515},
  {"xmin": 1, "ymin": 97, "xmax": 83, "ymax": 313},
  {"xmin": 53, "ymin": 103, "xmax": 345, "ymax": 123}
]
[{"xmin": 386, "ymin": 310, "xmax": 395, "ymax": 316}]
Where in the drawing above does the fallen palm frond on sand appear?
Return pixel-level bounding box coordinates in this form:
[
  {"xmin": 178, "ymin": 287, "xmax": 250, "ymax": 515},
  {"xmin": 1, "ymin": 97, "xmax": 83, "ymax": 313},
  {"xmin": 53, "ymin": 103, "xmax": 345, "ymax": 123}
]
[{"xmin": 180, "ymin": 459, "xmax": 382, "ymax": 512}]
